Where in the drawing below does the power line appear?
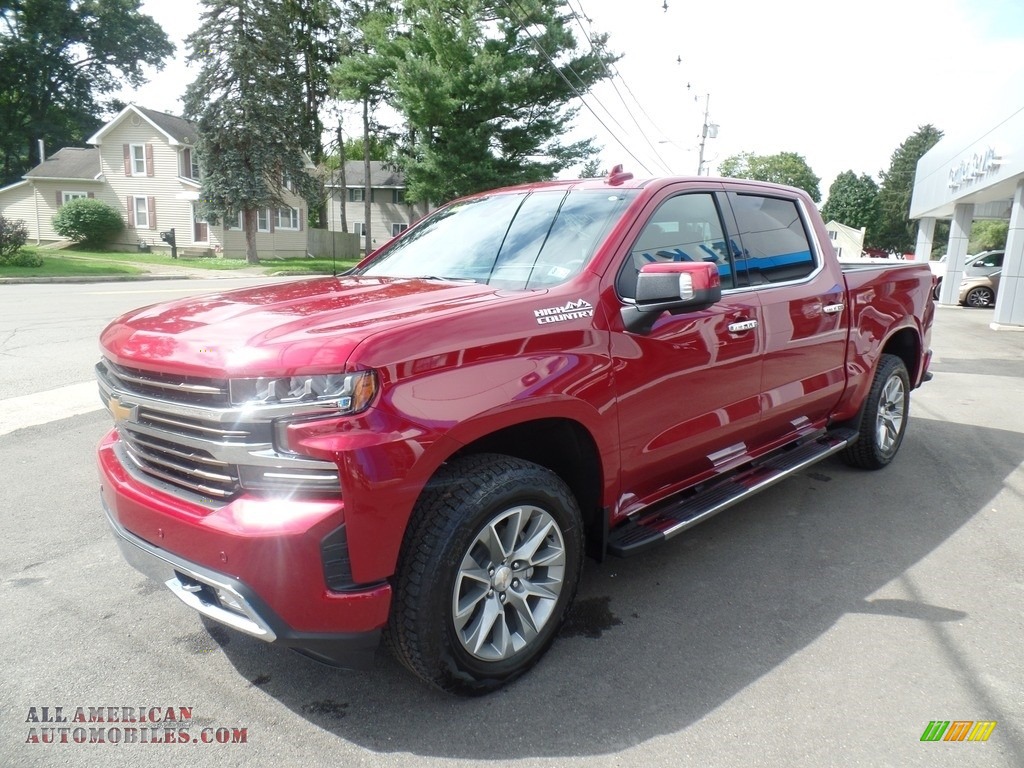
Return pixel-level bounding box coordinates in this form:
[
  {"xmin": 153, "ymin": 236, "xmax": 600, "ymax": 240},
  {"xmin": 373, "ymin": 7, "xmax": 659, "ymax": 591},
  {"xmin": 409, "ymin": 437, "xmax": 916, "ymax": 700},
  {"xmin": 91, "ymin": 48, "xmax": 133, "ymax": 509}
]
[
  {"xmin": 567, "ymin": 0, "xmax": 676, "ymax": 173},
  {"xmin": 496, "ymin": 0, "xmax": 657, "ymax": 175}
]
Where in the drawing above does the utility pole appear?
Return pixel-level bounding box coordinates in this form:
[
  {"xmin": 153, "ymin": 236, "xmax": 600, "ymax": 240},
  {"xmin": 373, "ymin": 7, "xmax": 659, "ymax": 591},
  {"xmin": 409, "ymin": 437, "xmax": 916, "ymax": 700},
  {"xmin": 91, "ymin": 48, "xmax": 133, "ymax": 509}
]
[{"xmin": 697, "ymin": 93, "xmax": 710, "ymax": 176}]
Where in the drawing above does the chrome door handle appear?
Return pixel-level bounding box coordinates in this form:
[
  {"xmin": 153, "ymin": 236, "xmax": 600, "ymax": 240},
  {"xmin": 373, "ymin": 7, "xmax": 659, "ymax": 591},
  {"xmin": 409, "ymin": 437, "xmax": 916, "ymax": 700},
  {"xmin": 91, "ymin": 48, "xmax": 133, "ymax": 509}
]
[
  {"xmin": 823, "ymin": 303, "xmax": 845, "ymax": 314},
  {"xmin": 728, "ymin": 320, "xmax": 758, "ymax": 333}
]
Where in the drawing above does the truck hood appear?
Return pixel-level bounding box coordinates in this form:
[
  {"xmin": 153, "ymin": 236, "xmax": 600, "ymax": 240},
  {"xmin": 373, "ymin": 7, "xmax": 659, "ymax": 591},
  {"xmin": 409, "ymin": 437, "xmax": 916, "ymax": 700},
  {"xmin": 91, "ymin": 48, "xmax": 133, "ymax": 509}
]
[{"xmin": 100, "ymin": 276, "xmax": 501, "ymax": 377}]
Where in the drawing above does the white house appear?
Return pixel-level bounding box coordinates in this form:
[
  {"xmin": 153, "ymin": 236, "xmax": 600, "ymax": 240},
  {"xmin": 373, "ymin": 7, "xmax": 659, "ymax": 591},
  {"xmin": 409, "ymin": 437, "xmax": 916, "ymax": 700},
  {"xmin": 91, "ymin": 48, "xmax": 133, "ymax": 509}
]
[
  {"xmin": 0, "ymin": 105, "xmax": 310, "ymax": 258},
  {"xmin": 325, "ymin": 161, "xmax": 428, "ymax": 251},
  {"xmin": 824, "ymin": 220, "xmax": 867, "ymax": 260}
]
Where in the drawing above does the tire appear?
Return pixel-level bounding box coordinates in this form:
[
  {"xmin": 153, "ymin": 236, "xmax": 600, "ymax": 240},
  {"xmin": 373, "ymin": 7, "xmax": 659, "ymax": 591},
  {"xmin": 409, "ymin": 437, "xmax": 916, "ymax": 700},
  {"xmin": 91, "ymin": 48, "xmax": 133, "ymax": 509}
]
[
  {"xmin": 842, "ymin": 354, "xmax": 910, "ymax": 470},
  {"xmin": 386, "ymin": 453, "xmax": 584, "ymax": 695},
  {"xmin": 963, "ymin": 286, "xmax": 995, "ymax": 308},
  {"xmin": 932, "ymin": 278, "xmax": 941, "ymax": 300}
]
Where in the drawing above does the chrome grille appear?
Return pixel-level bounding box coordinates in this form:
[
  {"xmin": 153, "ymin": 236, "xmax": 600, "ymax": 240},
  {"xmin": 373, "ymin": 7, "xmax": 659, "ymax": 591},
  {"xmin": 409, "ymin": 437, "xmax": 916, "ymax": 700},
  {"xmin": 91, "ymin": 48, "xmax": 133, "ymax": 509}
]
[
  {"xmin": 98, "ymin": 358, "xmax": 230, "ymax": 406},
  {"xmin": 119, "ymin": 425, "xmax": 239, "ymax": 499},
  {"xmin": 97, "ymin": 357, "xmax": 341, "ymax": 502}
]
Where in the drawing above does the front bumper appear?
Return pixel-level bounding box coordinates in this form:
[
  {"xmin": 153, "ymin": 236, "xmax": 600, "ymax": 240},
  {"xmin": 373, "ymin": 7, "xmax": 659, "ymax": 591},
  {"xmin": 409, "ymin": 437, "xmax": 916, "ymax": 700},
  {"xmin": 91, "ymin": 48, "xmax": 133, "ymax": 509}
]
[{"xmin": 98, "ymin": 429, "xmax": 390, "ymax": 669}]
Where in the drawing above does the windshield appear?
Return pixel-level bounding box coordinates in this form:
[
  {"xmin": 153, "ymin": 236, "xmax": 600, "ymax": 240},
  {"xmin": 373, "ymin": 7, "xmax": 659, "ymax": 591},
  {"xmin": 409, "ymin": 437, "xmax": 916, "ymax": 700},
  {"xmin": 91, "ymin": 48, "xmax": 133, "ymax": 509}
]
[{"xmin": 357, "ymin": 188, "xmax": 637, "ymax": 289}]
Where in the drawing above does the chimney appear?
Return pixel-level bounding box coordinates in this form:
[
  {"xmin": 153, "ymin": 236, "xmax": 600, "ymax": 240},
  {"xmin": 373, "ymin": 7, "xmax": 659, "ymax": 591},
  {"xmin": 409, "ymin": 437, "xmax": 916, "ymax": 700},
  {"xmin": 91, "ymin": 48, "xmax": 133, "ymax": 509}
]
[{"xmin": 37, "ymin": 139, "xmax": 45, "ymax": 163}]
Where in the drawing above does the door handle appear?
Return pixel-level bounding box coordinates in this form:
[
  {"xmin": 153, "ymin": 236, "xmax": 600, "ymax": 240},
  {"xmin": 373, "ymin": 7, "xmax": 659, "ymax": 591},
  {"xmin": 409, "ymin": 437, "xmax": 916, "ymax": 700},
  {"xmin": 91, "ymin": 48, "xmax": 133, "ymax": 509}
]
[
  {"xmin": 727, "ymin": 320, "xmax": 758, "ymax": 333},
  {"xmin": 823, "ymin": 303, "xmax": 845, "ymax": 315}
]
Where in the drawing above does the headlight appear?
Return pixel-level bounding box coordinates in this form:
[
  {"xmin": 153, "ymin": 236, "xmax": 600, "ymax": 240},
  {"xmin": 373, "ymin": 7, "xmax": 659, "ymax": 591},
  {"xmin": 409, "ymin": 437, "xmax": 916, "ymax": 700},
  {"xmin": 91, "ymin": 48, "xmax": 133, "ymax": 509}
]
[{"xmin": 229, "ymin": 371, "xmax": 377, "ymax": 413}]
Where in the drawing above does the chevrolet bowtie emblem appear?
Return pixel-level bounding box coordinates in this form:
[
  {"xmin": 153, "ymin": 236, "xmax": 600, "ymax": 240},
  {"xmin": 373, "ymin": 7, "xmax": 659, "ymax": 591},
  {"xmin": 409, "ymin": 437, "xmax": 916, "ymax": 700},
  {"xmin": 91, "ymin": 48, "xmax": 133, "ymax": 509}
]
[{"xmin": 108, "ymin": 396, "xmax": 137, "ymax": 425}]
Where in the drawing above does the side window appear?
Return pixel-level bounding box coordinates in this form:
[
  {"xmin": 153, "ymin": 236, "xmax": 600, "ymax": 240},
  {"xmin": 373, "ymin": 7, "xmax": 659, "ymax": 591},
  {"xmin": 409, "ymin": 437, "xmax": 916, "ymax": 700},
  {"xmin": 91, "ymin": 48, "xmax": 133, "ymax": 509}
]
[
  {"xmin": 617, "ymin": 192, "xmax": 733, "ymax": 299},
  {"xmin": 730, "ymin": 194, "xmax": 817, "ymax": 284}
]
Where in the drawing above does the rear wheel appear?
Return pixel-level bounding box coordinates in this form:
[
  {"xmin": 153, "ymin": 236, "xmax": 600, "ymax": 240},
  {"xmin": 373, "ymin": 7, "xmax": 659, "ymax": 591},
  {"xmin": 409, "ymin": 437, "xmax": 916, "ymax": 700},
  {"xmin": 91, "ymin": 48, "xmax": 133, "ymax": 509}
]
[
  {"xmin": 842, "ymin": 354, "xmax": 910, "ymax": 469},
  {"xmin": 387, "ymin": 454, "xmax": 583, "ymax": 695},
  {"xmin": 963, "ymin": 286, "xmax": 995, "ymax": 307}
]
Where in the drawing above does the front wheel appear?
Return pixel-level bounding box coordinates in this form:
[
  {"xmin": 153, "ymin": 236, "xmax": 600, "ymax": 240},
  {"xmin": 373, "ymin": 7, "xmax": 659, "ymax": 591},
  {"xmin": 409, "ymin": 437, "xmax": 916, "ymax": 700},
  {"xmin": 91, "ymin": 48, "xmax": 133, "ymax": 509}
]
[
  {"xmin": 842, "ymin": 354, "xmax": 910, "ymax": 469},
  {"xmin": 387, "ymin": 454, "xmax": 583, "ymax": 695}
]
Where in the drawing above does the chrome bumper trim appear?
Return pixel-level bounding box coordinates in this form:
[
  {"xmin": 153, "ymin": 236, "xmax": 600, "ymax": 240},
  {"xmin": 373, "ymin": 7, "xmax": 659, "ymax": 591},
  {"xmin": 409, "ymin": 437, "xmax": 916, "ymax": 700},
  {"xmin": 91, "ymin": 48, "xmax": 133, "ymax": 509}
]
[{"xmin": 102, "ymin": 498, "xmax": 277, "ymax": 642}]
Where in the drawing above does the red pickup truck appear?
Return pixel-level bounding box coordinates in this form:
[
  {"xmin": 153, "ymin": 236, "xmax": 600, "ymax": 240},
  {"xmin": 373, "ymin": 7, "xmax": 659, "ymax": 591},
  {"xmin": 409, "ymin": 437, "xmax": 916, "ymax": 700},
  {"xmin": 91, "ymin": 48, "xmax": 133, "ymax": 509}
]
[{"xmin": 97, "ymin": 171, "xmax": 934, "ymax": 694}]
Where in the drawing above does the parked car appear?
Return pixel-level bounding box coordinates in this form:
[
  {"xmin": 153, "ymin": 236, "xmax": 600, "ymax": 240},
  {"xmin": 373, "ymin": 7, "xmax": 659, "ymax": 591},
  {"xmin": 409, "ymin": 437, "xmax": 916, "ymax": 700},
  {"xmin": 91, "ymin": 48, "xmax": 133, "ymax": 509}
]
[
  {"xmin": 959, "ymin": 270, "xmax": 1001, "ymax": 307},
  {"xmin": 930, "ymin": 250, "xmax": 1003, "ymax": 300}
]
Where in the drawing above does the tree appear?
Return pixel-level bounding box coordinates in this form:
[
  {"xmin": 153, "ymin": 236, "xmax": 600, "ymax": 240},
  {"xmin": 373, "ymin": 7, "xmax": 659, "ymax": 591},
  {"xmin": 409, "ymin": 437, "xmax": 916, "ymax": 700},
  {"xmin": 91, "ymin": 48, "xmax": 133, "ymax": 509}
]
[
  {"xmin": 332, "ymin": 0, "xmax": 397, "ymax": 253},
  {"xmin": 52, "ymin": 198, "xmax": 123, "ymax": 247},
  {"xmin": 284, "ymin": 0, "xmax": 343, "ymax": 227},
  {"xmin": 358, "ymin": 0, "xmax": 615, "ymax": 206},
  {"xmin": 719, "ymin": 151, "xmax": 821, "ymax": 202},
  {"xmin": 0, "ymin": 0, "xmax": 173, "ymax": 185},
  {"xmin": 821, "ymin": 170, "xmax": 880, "ymax": 235},
  {"xmin": 579, "ymin": 158, "xmax": 606, "ymax": 178},
  {"xmin": 873, "ymin": 124, "xmax": 943, "ymax": 254},
  {"xmin": 184, "ymin": 0, "xmax": 320, "ymax": 264},
  {"xmin": 324, "ymin": 135, "xmax": 393, "ymax": 169},
  {"xmin": 969, "ymin": 219, "xmax": 1008, "ymax": 253}
]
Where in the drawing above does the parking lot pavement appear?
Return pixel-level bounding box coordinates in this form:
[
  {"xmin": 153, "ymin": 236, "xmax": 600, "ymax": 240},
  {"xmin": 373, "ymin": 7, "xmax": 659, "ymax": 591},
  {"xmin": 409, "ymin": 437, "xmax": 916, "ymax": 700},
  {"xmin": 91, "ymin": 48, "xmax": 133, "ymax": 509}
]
[{"xmin": 0, "ymin": 305, "xmax": 1021, "ymax": 768}]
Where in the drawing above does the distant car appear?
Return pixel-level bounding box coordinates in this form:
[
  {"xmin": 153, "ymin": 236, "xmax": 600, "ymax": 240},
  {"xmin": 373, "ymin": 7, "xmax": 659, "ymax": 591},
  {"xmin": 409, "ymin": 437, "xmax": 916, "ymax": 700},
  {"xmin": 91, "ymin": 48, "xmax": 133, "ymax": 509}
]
[
  {"xmin": 959, "ymin": 270, "xmax": 1001, "ymax": 308},
  {"xmin": 930, "ymin": 249, "xmax": 1003, "ymax": 300}
]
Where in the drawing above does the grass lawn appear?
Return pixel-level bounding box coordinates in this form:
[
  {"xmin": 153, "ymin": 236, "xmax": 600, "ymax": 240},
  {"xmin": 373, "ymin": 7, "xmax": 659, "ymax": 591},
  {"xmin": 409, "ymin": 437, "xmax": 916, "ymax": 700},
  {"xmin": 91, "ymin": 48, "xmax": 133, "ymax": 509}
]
[
  {"xmin": 0, "ymin": 250, "xmax": 143, "ymax": 278},
  {"xmin": 2, "ymin": 247, "xmax": 361, "ymax": 278}
]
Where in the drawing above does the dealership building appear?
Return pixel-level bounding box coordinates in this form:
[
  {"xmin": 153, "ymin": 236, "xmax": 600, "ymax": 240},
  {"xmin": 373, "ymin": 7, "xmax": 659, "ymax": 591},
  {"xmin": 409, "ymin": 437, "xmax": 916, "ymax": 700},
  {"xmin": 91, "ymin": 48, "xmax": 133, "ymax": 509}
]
[{"xmin": 911, "ymin": 105, "xmax": 1024, "ymax": 328}]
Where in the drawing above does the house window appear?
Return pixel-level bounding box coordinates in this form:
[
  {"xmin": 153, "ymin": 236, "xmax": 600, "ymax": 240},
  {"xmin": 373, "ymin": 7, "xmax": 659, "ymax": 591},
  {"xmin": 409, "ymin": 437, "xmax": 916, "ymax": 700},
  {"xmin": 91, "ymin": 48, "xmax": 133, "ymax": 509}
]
[
  {"xmin": 350, "ymin": 188, "xmax": 364, "ymax": 202},
  {"xmin": 828, "ymin": 230, "xmax": 837, "ymax": 240},
  {"xmin": 130, "ymin": 144, "xmax": 147, "ymax": 176},
  {"xmin": 275, "ymin": 207, "xmax": 299, "ymax": 230},
  {"xmin": 132, "ymin": 196, "xmax": 150, "ymax": 228},
  {"xmin": 353, "ymin": 222, "xmax": 366, "ymax": 237},
  {"xmin": 393, "ymin": 189, "xmax": 405, "ymax": 204},
  {"xmin": 62, "ymin": 192, "xmax": 88, "ymax": 203},
  {"xmin": 230, "ymin": 209, "xmax": 273, "ymax": 231},
  {"xmin": 180, "ymin": 148, "xmax": 200, "ymax": 180},
  {"xmin": 392, "ymin": 223, "xmax": 408, "ymax": 236}
]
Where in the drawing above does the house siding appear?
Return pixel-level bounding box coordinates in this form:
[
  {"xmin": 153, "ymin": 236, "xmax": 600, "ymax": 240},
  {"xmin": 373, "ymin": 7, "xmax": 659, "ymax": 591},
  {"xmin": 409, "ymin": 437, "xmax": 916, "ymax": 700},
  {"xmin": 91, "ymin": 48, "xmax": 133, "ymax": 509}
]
[
  {"xmin": 327, "ymin": 190, "xmax": 425, "ymax": 251},
  {"xmin": 97, "ymin": 121, "xmax": 199, "ymax": 251},
  {"xmin": 0, "ymin": 181, "xmax": 113, "ymax": 243}
]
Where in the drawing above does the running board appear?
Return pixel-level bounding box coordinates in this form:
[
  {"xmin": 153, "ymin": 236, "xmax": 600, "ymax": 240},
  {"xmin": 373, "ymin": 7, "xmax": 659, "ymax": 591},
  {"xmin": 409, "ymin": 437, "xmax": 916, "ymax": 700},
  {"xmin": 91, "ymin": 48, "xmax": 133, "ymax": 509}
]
[{"xmin": 607, "ymin": 428, "xmax": 858, "ymax": 557}]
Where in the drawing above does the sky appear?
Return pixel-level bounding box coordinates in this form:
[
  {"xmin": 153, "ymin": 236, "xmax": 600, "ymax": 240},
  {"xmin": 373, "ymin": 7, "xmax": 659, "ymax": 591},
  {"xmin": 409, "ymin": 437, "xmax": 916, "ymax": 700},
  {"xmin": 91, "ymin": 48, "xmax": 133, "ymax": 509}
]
[{"xmin": 118, "ymin": 0, "xmax": 1024, "ymax": 201}]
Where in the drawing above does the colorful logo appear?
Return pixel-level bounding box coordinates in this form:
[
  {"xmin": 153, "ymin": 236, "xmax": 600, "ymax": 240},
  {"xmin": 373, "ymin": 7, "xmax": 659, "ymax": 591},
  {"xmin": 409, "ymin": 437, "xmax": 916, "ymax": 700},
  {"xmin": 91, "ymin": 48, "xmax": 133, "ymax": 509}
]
[{"xmin": 920, "ymin": 720, "xmax": 997, "ymax": 742}]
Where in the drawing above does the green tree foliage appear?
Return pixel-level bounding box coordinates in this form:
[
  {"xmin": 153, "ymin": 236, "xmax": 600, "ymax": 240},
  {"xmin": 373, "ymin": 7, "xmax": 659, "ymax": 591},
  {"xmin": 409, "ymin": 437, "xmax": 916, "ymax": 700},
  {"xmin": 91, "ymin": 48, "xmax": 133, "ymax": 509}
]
[
  {"xmin": 968, "ymin": 219, "xmax": 1008, "ymax": 253},
  {"xmin": 873, "ymin": 124, "xmax": 943, "ymax": 253},
  {"xmin": 821, "ymin": 170, "xmax": 880, "ymax": 235},
  {"xmin": 719, "ymin": 151, "xmax": 821, "ymax": 202},
  {"xmin": 325, "ymin": 136, "xmax": 393, "ymax": 169},
  {"xmin": 579, "ymin": 158, "xmax": 606, "ymax": 178},
  {"xmin": 346, "ymin": 0, "xmax": 616, "ymax": 205},
  {"xmin": 184, "ymin": 0, "xmax": 321, "ymax": 263},
  {"xmin": 0, "ymin": 214, "xmax": 30, "ymax": 261},
  {"xmin": 0, "ymin": 0, "xmax": 173, "ymax": 185},
  {"xmin": 51, "ymin": 198, "xmax": 123, "ymax": 247},
  {"xmin": 332, "ymin": 0, "xmax": 398, "ymax": 252}
]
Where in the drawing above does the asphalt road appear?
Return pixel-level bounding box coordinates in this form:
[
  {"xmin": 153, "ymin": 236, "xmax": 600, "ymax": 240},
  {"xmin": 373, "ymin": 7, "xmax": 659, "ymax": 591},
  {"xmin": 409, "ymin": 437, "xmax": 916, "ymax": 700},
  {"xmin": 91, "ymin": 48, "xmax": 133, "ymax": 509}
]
[{"xmin": 0, "ymin": 281, "xmax": 1021, "ymax": 768}]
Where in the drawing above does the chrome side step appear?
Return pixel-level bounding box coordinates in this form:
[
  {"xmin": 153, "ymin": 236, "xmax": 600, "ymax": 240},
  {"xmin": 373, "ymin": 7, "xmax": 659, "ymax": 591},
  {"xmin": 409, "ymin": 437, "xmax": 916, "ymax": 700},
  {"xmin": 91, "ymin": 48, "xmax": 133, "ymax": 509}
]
[{"xmin": 607, "ymin": 428, "xmax": 858, "ymax": 557}]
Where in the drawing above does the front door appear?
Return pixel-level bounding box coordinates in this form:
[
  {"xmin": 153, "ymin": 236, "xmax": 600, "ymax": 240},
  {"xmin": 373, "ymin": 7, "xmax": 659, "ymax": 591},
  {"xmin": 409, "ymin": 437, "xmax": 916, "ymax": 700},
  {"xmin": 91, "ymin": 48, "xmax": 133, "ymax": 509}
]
[
  {"xmin": 608, "ymin": 186, "xmax": 764, "ymax": 517},
  {"xmin": 192, "ymin": 203, "xmax": 208, "ymax": 243}
]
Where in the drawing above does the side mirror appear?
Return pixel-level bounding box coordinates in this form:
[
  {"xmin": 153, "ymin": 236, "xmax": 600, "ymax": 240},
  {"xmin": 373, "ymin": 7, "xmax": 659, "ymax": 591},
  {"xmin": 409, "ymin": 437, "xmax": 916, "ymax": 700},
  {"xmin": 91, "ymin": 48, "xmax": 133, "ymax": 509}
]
[{"xmin": 622, "ymin": 261, "xmax": 722, "ymax": 333}]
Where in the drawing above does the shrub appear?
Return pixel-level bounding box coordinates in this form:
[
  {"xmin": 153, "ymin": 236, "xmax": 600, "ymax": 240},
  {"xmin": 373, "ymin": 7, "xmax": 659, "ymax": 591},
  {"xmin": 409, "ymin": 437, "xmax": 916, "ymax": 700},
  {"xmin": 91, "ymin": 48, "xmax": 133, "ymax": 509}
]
[
  {"xmin": 52, "ymin": 198, "xmax": 124, "ymax": 247},
  {"xmin": 0, "ymin": 214, "xmax": 29, "ymax": 262},
  {"xmin": 2, "ymin": 248, "xmax": 44, "ymax": 267}
]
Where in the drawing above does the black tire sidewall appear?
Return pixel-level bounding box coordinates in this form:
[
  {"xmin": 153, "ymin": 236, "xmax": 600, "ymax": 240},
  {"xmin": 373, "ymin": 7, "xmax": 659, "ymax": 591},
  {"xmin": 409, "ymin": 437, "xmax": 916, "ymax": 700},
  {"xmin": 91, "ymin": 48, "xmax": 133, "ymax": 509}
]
[
  {"xmin": 868, "ymin": 356, "xmax": 910, "ymax": 465},
  {"xmin": 399, "ymin": 458, "xmax": 583, "ymax": 693}
]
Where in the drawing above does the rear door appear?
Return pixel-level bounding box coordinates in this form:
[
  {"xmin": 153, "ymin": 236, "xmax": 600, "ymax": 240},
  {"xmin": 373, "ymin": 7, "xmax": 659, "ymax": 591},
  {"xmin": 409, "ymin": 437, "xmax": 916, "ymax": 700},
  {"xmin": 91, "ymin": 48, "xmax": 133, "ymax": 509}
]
[
  {"xmin": 724, "ymin": 188, "xmax": 849, "ymax": 442},
  {"xmin": 607, "ymin": 184, "xmax": 764, "ymax": 515}
]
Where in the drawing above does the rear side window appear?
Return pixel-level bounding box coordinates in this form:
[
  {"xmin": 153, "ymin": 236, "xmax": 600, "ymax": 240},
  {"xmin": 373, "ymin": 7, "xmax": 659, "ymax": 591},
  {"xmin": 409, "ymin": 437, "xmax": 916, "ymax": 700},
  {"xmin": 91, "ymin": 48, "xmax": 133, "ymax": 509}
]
[{"xmin": 730, "ymin": 194, "xmax": 817, "ymax": 284}]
